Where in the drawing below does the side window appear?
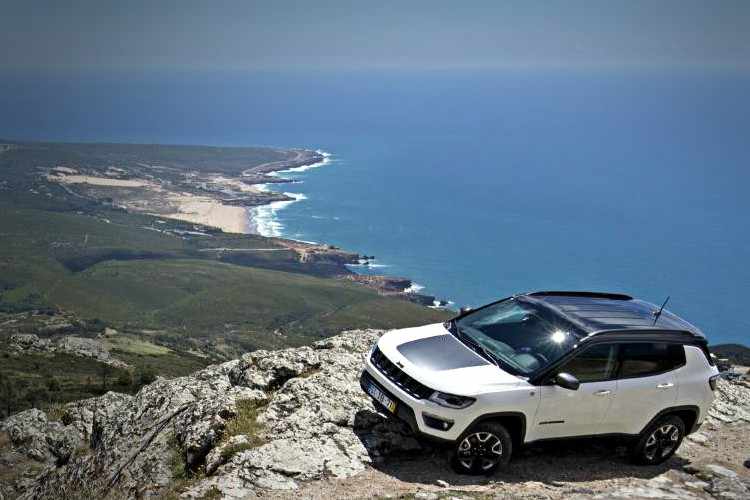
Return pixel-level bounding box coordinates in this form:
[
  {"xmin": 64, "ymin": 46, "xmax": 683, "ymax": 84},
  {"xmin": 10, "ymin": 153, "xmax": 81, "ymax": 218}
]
[
  {"xmin": 618, "ymin": 343, "xmax": 686, "ymax": 378},
  {"xmin": 559, "ymin": 344, "xmax": 617, "ymax": 383}
]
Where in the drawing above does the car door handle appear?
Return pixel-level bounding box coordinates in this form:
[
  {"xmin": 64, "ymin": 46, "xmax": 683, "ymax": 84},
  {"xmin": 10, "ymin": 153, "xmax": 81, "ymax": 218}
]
[
  {"xmin": 656, "ymin": 382, "xmax": 674, "ymax": 389},
  {"xmin": 594, "ymin": 389, "xmax": 612, "ymax": 396}
]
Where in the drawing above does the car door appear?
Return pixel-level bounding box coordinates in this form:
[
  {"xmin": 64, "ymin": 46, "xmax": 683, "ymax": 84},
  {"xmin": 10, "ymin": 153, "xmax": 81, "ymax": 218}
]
[
  {"xmin": 604, "ymin": 342, "xmax": 683, "ymax": 435},
  {"xmin": 531, "ymin": 343, "xmax": 618, "ymax": 441}
]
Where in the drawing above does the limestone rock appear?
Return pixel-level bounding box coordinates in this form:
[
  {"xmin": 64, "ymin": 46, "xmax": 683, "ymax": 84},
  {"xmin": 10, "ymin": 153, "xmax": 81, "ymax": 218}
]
[
  {"xmin": 8, "ymin": 334, "xmax": 51, "ymax": 353},
  {"xmin": 3, "ymin": 329, "xmax": 748, "ymax": 500},
  {"xmin": 7, "ymin": 333, "xmax": 129, "ymax": 369},
  {"xmin": 1, "ymin": 408, "xmax": 81, "ymax": 465}
]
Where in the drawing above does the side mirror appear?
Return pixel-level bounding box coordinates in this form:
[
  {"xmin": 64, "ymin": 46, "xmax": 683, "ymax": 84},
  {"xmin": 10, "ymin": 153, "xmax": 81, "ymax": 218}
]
[
  {"xmin": 554, "ymin": 372, "xmax": 580, "ymax": 391},
  {"xmin": 459, "ymin": 306, "xmax": 473, "ymax": 315}
]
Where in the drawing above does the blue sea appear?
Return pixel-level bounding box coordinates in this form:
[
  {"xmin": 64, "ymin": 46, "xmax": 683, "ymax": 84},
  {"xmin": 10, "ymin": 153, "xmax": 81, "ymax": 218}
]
[{"xmin": 1, "ymin": 68, "xmax": 749, "ymax": 344}]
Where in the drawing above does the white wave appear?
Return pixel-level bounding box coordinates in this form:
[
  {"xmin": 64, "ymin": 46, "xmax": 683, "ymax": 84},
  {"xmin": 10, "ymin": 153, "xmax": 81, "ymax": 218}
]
[
  {"xmin": 248, "ymin": 152, "xmax": 328, "ymax": 238},
  {"xmin": 347, "ymin": 262, "xmax": 390, "ymax": 269},
  {"xmin": 429, "ymin": 299, "xmax": 455, "ymax": 309},
  {"xmin": 292, "ymin": 238, "xmax": 319, "ymax": 245},
  {"xmin": 404, "ymin": 283, "xmax": 425, "ymax": 294},
  {"xmin": 275, "ymin": 150, "xmax": 333, "ymax": 175},
  {"xmin": 250, "ymin": 200, "xmax": 293, "ymax": 237}
]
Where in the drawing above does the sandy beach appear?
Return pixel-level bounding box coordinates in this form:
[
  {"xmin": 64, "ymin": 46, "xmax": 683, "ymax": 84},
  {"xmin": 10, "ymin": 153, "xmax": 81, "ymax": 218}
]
[
  {"xmin": 43, "ymin": 149, "xmax": 327, "ymax": 235},
  {"xmin": 46, "ymin": 172, "xmax": 250, "ymax": 233},
  {"xmin": 165, "ymin": 193, "xmax": 250, "ymax": 234}
]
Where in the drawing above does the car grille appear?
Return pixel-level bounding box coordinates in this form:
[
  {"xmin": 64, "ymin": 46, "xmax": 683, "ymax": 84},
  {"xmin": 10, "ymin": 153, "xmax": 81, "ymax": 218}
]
[{"xmin": 370, "ymin": 346, "xmax": 434, "ymax": 399}]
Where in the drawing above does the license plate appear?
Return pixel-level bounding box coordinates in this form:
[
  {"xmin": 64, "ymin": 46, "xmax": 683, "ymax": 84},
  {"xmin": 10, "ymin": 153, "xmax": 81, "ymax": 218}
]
[{"xmin": 366, "ymin": 381, "xmax": 397, "ymax": 413}]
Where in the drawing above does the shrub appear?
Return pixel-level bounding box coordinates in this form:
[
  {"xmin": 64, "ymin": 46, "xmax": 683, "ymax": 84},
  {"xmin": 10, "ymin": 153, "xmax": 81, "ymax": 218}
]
[{"xmin": 115, "ymin": 371, "xmax": 133, "ymax": 388}]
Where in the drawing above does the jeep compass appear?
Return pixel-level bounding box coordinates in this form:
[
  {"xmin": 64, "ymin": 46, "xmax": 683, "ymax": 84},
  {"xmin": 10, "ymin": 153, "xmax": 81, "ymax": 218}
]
[{"xmin": 360, "ymin": 291, "xmax": 719, "ymax": 474}]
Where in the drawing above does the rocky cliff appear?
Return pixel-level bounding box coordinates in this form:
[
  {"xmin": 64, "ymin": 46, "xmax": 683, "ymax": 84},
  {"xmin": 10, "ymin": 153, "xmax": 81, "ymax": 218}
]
[{"xmin": 1, "ymin": 329, "xmax": 748, "ymax": 500}]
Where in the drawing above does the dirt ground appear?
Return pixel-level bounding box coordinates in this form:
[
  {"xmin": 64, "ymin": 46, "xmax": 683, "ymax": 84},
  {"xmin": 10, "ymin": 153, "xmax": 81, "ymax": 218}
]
[{"xmin": 262, "ymin": 419, "xmax": 749, "ymax": 500}]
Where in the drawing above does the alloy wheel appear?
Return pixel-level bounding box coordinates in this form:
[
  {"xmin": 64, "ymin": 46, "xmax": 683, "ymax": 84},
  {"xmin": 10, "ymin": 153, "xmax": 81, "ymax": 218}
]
[
  {"xmin": 457, "ymin": 431, "xmax": 504, "ymax": 471},
  {"xmin": 643, "ymin": 424, "xmax": 680, "ymax": 461}
]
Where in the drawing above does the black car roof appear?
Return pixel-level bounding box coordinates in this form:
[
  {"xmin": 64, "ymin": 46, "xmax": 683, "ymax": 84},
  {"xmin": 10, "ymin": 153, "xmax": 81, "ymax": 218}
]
[{"xmin": 522, "ymin": 291, "xmax": 705, "ymax": 339}]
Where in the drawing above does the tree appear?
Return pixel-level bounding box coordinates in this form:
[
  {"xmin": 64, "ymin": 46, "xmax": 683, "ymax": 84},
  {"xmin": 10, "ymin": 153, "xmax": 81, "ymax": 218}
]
[
  {"xmin": 136, "ymin": 366, "xmax": 157, "ymax": 387},
  {"xmin": 24, "ymin": 384, "xmax": 49, "ymax": 409},
  {"xmin": 0, "ymin": 376, "xmax": 18, "ymax": 417},
  {"xmin": 115, "ymin": 370, "xmax": 133, "ymax": 389},
  {"xmin": 46, "ymin": 376, "xmax": 62, "ymax": 392},
  {"xmin": 99, "ymin": 363, "xmax": 112, "ymax": 392}
]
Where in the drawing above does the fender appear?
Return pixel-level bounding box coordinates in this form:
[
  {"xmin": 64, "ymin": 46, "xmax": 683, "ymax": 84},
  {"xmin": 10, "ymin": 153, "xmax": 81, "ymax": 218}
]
[
  {"xmin": 640, "ymin": 405, "xmax": 700, "ymax": 435},
  {"xmin": 463, "ymin": 411, "xmax": 527, "ymax": 446}
]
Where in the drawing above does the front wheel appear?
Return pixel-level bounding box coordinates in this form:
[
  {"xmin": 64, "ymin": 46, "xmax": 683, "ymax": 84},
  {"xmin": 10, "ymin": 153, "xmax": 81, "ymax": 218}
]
[
  {"xmin": 451, "ymin": 422, "xmax": 512, "ymax": 475},
  {"xmin": 631, "ymin": 415, "xmax": 685, "ymax": 465}
]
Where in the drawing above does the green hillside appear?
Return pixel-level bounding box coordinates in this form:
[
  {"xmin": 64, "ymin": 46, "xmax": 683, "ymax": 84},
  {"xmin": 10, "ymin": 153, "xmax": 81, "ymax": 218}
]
[
  {"xmin": 0, "ymin": 204, "xmax": 446, "ymax": 347},
  {"xmin": 711, "ymin": 344, "xmax": 750, "ymax": 366},
  {"xmin": 0, "ymin": 141, "xmax": 450, "ymax": 415}
]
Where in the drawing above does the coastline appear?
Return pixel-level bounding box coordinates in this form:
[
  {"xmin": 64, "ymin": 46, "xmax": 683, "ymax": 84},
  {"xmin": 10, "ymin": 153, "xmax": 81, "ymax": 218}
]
[
  {"xmin": 42, "ymin": 143, "xmax": 449, "ymax": 308},
  {"xmin": 239, "ymin": 150, "xmax": 450, "ymax": 308},
  {"xmin": 245, "ymin": 150, "xmax": 331, "ymax": 238}
]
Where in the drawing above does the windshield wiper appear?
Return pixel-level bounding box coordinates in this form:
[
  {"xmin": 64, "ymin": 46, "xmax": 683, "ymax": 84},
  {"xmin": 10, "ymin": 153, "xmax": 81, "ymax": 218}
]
[
  {"xmin": 452, "ymin": 323, "xmax": 501, "ymax": 368},
  {"xmin": 474, "ymin": 342, "xmax": 501, "ymax": 368}
]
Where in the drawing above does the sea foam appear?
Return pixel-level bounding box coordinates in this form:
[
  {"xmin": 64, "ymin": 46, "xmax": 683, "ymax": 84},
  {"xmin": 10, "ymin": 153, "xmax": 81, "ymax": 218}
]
[
  {"xmin": 249, "ymin": 151, "xmax": 330, "ymax": 238},
  {"xmin": 404, "ymin": 283, "xmax": 425, "ymax": 294}
]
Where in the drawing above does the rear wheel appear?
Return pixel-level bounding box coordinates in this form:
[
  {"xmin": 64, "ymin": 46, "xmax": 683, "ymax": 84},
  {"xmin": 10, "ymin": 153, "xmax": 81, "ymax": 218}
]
[
  {"xmin": 631, "ymin": 415, "xmax": 685, "ymax": 465},
  {"xmin": 451, "ymin": 422, "xmax": 512, "ymax": 475}
]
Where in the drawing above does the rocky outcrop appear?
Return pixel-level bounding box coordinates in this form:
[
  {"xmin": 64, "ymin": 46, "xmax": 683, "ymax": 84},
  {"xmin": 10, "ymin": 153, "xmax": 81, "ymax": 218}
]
[
  {"xmin": 1, "ymin": 329, "xmax": 416, "ymax": 499},
  {"xmin": 339, "ymin": 274, "xmax": 448, "ymax": 308},
  {"xmin": 8, "ymin": 333, "xmax": 129, "ymax": 369},
  {"xmin": 2, "ymin": 330, "xmax": 748, "ymax": 500},
  {"xmin": 187, "ymin": 332, "xmax": 420, "ymax": 498},
  {"xmin": 0, "ymin": 409, "xmax": 81, "ymax": 466},
  {"xmin": 8, "ymin": 334, "xmax": 52, "ymax": 353}
]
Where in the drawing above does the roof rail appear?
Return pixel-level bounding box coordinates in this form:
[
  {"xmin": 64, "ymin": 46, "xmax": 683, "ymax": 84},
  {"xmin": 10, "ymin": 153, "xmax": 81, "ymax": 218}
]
[
  {"xmin": 585, "ymin": 328, "xmax": 706, "ymax": 340},
  {"xmin": 526, "ymin": 291, "xmax": 633, "ymax": 301}
]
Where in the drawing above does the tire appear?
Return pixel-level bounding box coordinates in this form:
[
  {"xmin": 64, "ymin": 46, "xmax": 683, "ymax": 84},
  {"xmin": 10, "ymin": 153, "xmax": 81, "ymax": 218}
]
[
  {"xmin": 451, "ymin": 422, "xmax": 512, "ymax": 475},
  {"xmin": 631, "ymin": 415, "xmax": 685, "ymax": 465}
]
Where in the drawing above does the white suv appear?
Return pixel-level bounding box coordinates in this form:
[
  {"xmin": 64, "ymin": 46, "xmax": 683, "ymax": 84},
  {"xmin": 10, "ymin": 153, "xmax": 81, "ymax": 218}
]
[{"xmin": 360, "ymin": 291, "xmax": 720, "ymax": 474}]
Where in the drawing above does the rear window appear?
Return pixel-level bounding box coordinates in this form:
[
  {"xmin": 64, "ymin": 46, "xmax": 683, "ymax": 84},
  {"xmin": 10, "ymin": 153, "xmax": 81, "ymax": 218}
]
[{"xmin": 618, "ymin": 343, "xmax": 685, "ymax": 378}]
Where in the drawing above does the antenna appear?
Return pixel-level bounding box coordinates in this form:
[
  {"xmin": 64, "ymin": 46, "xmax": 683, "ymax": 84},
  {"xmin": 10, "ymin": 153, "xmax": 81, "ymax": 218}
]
[{"xmin": 652, "ymin": 296, "xmax": 670, "ymax": 325}]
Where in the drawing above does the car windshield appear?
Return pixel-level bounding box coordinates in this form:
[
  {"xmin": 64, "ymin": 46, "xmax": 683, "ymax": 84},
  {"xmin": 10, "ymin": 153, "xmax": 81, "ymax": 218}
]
[{"xmin": 453, "ymin": 298, "xmax": 582, "ymax": 375}]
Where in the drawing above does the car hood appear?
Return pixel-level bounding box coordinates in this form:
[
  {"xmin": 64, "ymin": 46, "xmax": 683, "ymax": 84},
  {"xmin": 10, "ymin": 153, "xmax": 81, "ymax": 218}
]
[{"xmin": 376, "ymin": 323, "xmax": 523, "ymax": 395}]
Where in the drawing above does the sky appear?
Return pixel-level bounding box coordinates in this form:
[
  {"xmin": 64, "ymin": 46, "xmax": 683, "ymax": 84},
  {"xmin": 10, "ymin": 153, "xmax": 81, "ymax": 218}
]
[{"xmin": 1, "ymin": 0, "xmax": 748, "ymax": 73}]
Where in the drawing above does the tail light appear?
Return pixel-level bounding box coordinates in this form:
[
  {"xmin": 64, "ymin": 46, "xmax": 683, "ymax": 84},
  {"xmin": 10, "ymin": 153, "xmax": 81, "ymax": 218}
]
[{"xmin": 709, "ymin": 374, "xmax": 720, "ymax": 391}]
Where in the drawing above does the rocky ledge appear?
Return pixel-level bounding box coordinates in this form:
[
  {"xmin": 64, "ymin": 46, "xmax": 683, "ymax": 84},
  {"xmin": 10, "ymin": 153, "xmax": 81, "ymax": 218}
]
[
  {"xmin": 340, "ymin": 275, "xmax": 449, "ymax": 308},
  {"xmin": 8, "ymin": 333, "xmax": 129, "ymax": 369},
  {"xmin": 1, "ymin": 330, "xmax": 748, "ymax": 500},
  {"xmin": 0, "ymin": 330, "xmax": 417, "ymax": 499}
]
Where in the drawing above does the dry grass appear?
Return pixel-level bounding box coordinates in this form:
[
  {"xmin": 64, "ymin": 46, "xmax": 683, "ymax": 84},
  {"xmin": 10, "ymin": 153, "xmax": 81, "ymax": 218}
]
[
  {"xmin": 219, "ymin": 397, "xmax": 270, "ymax": 461},
  {"xmin": 44, "ymin": 402, "xmax": 68, "ymax": 422},
  {"xmin": 223, "ymin": 398, "xmax": 269, "ymax": 446}
]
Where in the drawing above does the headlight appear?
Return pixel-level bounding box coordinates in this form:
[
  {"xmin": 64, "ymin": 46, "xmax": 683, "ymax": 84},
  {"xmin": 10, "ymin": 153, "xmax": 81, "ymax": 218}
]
[{"xmin": 428, "ymin": 391, "xmax": 476, "ymax": 409}]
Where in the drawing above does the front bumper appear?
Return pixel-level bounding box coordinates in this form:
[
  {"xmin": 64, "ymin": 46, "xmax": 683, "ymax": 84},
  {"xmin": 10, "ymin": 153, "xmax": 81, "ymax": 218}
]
[
  {"xmin": 360, "ymin": 370, "xmax": 421, "ymax": 434},
  {"xmin": 360, "ymin": 356, "xmax": 476, "ymax": 442}
]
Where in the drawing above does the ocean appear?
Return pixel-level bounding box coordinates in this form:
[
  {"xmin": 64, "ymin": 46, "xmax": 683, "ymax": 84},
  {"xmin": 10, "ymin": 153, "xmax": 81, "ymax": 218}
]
[{"xmin": 1, "ymin": 68, "xmax": 748, "ymax": 344}]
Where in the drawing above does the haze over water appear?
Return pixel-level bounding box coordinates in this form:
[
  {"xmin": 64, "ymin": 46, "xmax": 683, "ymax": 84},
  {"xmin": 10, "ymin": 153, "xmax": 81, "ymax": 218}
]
[{"xmin": 1, "ymin": 68, "xmax": 749, "ymax": 344}]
